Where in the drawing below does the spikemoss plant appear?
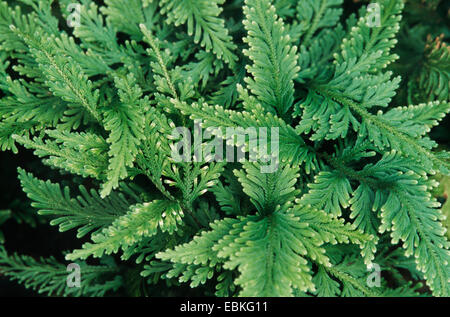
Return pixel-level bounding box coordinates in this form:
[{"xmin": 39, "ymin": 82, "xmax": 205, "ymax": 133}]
[{"xmin": 0, "ymin": 0, "xmax": 449, "ymax": 297}]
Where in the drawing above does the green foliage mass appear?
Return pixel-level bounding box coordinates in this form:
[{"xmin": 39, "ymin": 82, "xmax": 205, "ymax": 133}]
[{"xmin": 0, "ymin": 0, "xmax": 449, "ymax": 297}]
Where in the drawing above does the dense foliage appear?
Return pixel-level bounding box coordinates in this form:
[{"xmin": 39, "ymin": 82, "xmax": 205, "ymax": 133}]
[{"xmin": 0, "ymin": 0, "xmax": 449, "ymax": 297}]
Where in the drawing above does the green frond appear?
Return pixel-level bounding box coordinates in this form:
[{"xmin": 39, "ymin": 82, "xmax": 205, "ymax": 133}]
[
  {"xmin": 312, "ymin": 266, "xmax": 340, "ymax": 297},
  {"xmin": 323, "ymin": 256, "xmax": 380, "ymax": 297},
  {"xmin": 215, "ymin": 270, "xmax": 237, "ymax": 297},
  {"xmin": 13, "ymin": 131, "xmax": 109, "ymax": 180},
  {"xmin": 417, "ymin": 35, "xmax": 449, "ymax": 101},
  {"xmin": 66, "ymin": 200, "xmax": 183, "ymax": 260},
  {"xmin": 209, "ymin": 64, "xmax": 246, "ymax": 108},
  {"xmin": 290, "ymin": 203, "xmax": 377, "ymax": 265},
  {"xmin": 140, "ymin": 23, "xmax": 186, "ymax": 111},
  {"xmin": 0, "ymin": 76, "xmax": 66, "ymax": 152},
  {"xmin": 100, "ymin": 74, "xmax": 147, "ymax": 198},
  {"xmin": 243, "ymin": 0, "xmax": 300, "ymax": 116},
  {"xmin": 159, "ymin": 261, "xmax": 215, "ymax": 288},
  {"xmin": 157, "ymin": 217, "xmax": 239, "ymax": 268},
  {"xmin": 301, "ymin": 170, "xmax": 352, "ymax": 218},
  {"xmin": 158, "ymin": 203, "xmax": 375, "ymax": 296},
  {"xmin": 11, "ymin": 26, "xmax": 102, "ymax": 123},
  {"xmin": 136, "ymin": 111, "xmax": 174, "ymax": 189},
  {"xmin": 434, "ymin": 174, "xmax": 450, "ymax": 240},
  {"xmin": 217, "ymin": 213, "xmax": 316, "ymax": 296},
  {"xmin": 162, "ymin": 161, "xmax": 225, "ymax": 207},
  {"xmin": 296, "ymin": 0, "xmax": 343, "ymax": 47},
  {"xmin": 17, "ymin": 0, "xmax": 59, "ymax": 35},
  {"xmin": 0, "ymin": 246, "xmax": 121, "ymax": 297},
  {"xmin": 0, "ymin": 1, "xmax": 38, "ymax": 54},
  {"xmin": 173, "ymin": 100, "xmax": 319, "ymax": 171},
  {"xmin": 18, "ymin": 168, "xmax": 131, "ymax": 238},
  {"xmin": 234, "ymin": 162, "xmax": 300, "ymax": 215},
  {"xmin": 159, "ymin": 0, "xmax": 237, "ymax": 66},
  {"xmin": 296, "ymin": 0, "xmax": 407, "ymax": 147},
  {"xmin": 210, "ymin": 171, "xmax": 250, "ymax": 216},
  {"xmin": 295, "ymin": 26, "xmax": 345, "ymax": 85},
  {"xmin": 101, "ymin": 0, "xmax": 160, "ymax": 39},
  {"xmin": 179, "ymin": 50, "xmax": 223, "ymax": 89},
  {"xmin": 334, "ymin": 0, "xmax": 403, "ymax": 72},
  {"xmin": 383, "ymin": 101, "xmax": 450, "ymax": 137},
  {"xmin": 0, "ymin": 0, "xmax": 448, "ymax": 298},
  {"xmin": 330, "ymin": 151, "xmax": 450, "ymax": 295},
  {"xmin": 378, "ymin": 173, "xmax": 450, "ymax": 296},
  {"xmin": 349, "ymin": 183, "xmax": 381, "ymax": 236}
]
